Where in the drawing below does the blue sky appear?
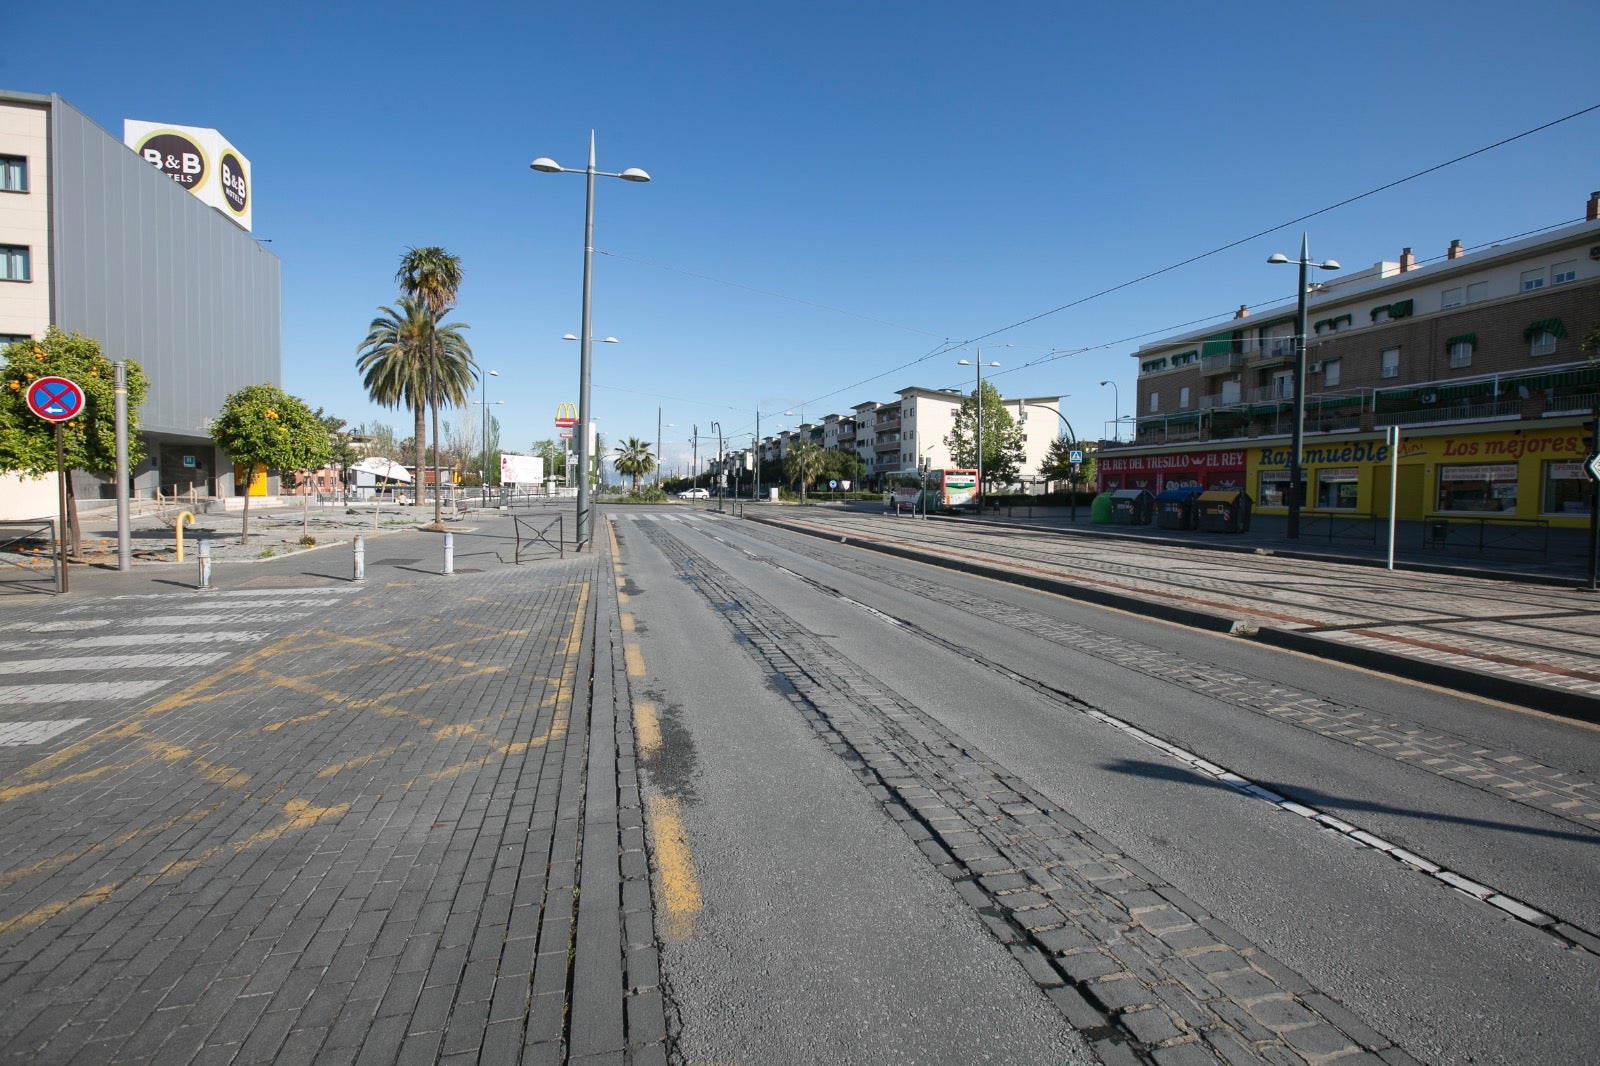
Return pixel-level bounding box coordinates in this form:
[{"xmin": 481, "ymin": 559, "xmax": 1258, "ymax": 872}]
[{"xmin": 7, "ymin": 2, "xmax": 1598, "ymax": 475}]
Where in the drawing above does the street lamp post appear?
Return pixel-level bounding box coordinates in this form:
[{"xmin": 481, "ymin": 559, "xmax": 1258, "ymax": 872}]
[
  {"xmin": 958, "ymin": 355, "xmax": 1000, "ymax": 502},
  {"xmin": 1019, "ymin": 400, "xmax": 1080, "ymax": 522},
  {"xmin": 1098, "ymin": 380, "xmax": 1120, "ymax": 442},
  {"xmin": 710, "ymin": 420, "xmax": 724, "ymax": 510},
  {"xmin": 531, "ymin": 134, "xmax": 650, "ymax": 551},
  {"xmin": 1269, "ymin": 234, "xmax": 1341, "ymax": 539},
  {"xmin": 479, "ymin": 369, "xmax": 499, "ymax": 497}
]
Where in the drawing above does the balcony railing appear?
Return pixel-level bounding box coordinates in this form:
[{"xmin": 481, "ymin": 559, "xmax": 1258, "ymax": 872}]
[{"xmin": 1376, "ymin": 399, "xmax": 1520, "ymax": 427}]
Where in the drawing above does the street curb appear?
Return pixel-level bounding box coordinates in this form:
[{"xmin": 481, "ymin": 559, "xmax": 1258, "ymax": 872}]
[{"xmin": 746, "ymin": 513, "xmax": 1600, "ymax": 726}]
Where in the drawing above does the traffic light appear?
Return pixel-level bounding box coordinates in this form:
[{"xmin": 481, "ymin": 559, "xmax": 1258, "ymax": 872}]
[{"xmin": 1584, "ymin": 419, "xmax": 1599, "ymax": 457}]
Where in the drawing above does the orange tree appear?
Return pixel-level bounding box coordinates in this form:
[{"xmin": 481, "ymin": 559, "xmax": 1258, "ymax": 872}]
[
  {"xmin": 0, "ymin": 328, "xmax": 147, "ymax": 554},
  {"xmin": 210, "ymin": 384, "xmax": 329, "ymax": 543}
]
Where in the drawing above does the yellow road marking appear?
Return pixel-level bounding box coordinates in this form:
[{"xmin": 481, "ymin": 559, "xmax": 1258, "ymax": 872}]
[
  {"xmin": 0, "ymin": 805, "xmax": 220, "ymax": 889},
  {"xmin": 634, "ymin": 701, "xmax": 662, "ymax": 758},
  {"xmin": 620, "ymin": 612, "xmax": 635, "ymax": 634},
  {"xmin": 0, "ymin": 576, "xmax": 593, "ymax": 934},
  {"xmin": 645, "ymin": 794, "xmax": 702, "ymax": 943},
  {"xmin": 625, "ymin": 642, "xmax": 646, "ymax": 678},
  {"xmin": 0, "ymin": 799, "xmax": 347, "ymax": 937}
]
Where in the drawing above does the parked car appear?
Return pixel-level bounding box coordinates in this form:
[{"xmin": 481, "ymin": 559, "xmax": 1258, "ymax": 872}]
[{"xmin": 677, "ymin": 487, "xmax": 711, "ymax": 499}]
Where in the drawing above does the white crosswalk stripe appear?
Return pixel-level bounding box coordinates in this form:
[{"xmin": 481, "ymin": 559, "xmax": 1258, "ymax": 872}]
[
  {"xmin": 0, "ymin": 587, "xmax": 355, "ymax": 745},
  {"xmin": 0, "ymin": 681, "xmax": 170, "ymax": 706}
]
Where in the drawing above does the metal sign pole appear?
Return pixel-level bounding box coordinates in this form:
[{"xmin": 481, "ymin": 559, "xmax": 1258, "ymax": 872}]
[
  {"xmin": 55, "ymin": 423, "xmax": 69, "ymax": 595},
  {"xmin": 1386, "ymin": 425, "xmax": 1400, "ymax": 571}
]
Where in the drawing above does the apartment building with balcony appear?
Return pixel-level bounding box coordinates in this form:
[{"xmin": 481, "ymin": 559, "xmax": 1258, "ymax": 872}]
[
  {"xmin": 738, "ymin": 386, "xmax": 1065, "ymax": 491},
  {"xmin": 1102, "ymin": 189, "xmax": 1600, "ymax": 525}
]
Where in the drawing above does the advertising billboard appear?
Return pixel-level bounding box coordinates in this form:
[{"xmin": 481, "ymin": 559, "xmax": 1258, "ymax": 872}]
[
  {"xmin": 500, "ymin": 453, "xmax": 545, "ymax": 486},
  {"xmin": 124, "ymin": 119, "xmax": 252, "ymax": 231}
]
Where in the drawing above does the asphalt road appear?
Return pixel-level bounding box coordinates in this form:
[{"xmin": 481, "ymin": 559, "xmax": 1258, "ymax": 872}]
[{"xmin": 609, "ymin": 507, "xmax": 1600, "ymax": 1065}]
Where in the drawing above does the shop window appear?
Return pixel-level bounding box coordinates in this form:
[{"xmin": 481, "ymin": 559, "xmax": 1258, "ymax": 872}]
[
  {"xmin": 1437, "ymin": 463, "xmax": 1517, "ymax": 512},
  {"xmin": 1258, "ymin": 470, "xmax": 1290, "ymax": 508},
  {"xmin": 1316, "ymin": 468, "xmax": 1359, "ymax": 509},
  {"xmin": 1541, "ymin": 460, "xmax": 1592, "ymax": 516},
  {"xmin": 1322, "ymin": 359, "xmax": 1341, "ymax": 387}
]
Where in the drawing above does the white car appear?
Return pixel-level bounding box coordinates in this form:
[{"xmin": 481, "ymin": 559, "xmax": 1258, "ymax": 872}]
[{"xmin": 677, "ymin": 487, "xmax": 711, "ymax": 499}]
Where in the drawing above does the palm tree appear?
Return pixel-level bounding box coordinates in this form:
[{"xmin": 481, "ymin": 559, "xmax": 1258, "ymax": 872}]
[
  {"xmin": 783, "ymin": 439, "xmax": 826, "ymax": 502},
  {"xmin": 613, "ymin": 438, "xmax": 656, "ymax": 492},
  {"xmin": 396, "ymin": 246, "xmax": 468, "ymax": 526},
  {"xmin": 355, "ymin": 299, "xmax": 473, "ymax": 493}
]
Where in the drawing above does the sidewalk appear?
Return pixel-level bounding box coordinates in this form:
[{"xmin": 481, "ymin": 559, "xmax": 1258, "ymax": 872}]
[
  {"xmin": 1, "ymin": 499, "xmax": 576, "ymax": 597},
  {"xmin": 0, "ymin": 511, "xmax": 666, "ymax": 1063}
]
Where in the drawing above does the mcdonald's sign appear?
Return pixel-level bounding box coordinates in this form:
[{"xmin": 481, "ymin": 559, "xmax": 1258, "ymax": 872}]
[{"xmin": 554, "ymin": 402, "xmax": 578, "ymax": 429}]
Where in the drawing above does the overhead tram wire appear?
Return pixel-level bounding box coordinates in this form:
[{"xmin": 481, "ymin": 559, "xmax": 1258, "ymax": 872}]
[{"xmin": 595, "ymin": 105, "xmax": 1599, "ymax": 418}]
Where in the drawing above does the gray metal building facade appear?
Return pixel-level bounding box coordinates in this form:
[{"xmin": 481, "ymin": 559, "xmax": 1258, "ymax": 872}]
[{"xmin": 3, "ymin": 90, "xmax": 280, "ymax": 501}]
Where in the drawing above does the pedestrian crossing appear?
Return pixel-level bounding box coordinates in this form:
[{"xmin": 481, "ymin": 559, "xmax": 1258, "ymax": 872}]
[{"xmin": 0, "ymin": 587, "xmax": 355, "ymax": 747}]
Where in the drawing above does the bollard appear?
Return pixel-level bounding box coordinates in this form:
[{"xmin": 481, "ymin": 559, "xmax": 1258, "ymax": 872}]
[
  {"xmin": 443, "ymin": 532, "xmax": 454, "ymax": 575},
  {"xmin": 352, "ymin": 535, "xmax": 366, "ymax": 581},
  {"xmin": 175, "ymin": 510, "xmax": 195, "ymax": 562},
  {"xmin": 196, "ymin": 538, "xmax": 212, "ymax": 591}
]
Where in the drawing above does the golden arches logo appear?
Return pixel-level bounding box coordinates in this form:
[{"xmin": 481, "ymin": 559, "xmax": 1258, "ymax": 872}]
[{"xmin": 554, "ymin": 403, "xmax": 578, "ymax": 428}]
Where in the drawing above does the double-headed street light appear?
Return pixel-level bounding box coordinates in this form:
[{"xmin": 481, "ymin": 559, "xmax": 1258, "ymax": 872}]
[
  {"xmin": 1268, "ymin": 234, "xmax": 1340, "ymax": 539},
  {"xmin": 531, "ymin": 133, "xmax": 650, "ymax": 551},
  {"xmin": 958, "ymin": 355, "xmax": 1001, "ymax": 498}
]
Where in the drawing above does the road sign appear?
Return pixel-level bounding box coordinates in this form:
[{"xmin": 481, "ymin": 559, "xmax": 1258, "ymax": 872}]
[
  {"xmin": 1585, "ymin": 453, "xmax": 1600, "ymax": 483},
  {"xmin": 26, "ymin": 376, "xmax": 85, "ymax": 422},
  {"xmin": 1069, "ymin": 449, "xmax": 1084, "ymax": 464}
]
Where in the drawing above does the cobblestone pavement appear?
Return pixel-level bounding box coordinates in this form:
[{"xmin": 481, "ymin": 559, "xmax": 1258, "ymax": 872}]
[
  {"xmin": 4, "ymin": 501, "xmax": 1596, "ymax": 1063},
  {"xmin": 744, "ymin": 506, "xmax": 1600, "ymax": 723},
  {"xmin": 0, "ymin": 519, "xmax": 664, "ymax": 1064}
]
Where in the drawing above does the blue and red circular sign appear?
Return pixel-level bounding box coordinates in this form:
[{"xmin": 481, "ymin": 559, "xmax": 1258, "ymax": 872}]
[{"xmin": 25, "ymin": 376, "xmax": 85, "ymax": 422}]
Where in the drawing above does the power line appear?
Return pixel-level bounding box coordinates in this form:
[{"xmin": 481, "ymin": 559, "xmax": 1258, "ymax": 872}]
[{"xmin": 603, "ymin": 104, "xmax": 1600, "ymax": 429}]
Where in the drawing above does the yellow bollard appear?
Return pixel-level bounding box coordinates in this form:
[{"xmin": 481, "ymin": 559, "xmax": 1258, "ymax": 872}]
[{"xmin": 176, "ymin": 511, "xmax": 195, "ymax": 562}]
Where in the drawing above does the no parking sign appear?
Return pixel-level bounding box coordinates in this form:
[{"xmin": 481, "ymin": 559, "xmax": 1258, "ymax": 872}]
[{"xmin": 26, "ymin": 376, "xmax": 85, "ymax": 422}]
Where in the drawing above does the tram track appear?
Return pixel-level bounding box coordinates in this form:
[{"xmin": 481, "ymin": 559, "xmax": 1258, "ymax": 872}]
[
  {"xmin": 713, "ymin": 517, "xmax": 1600, "ymax": 842},
  {"xmin": 632, "ymin": 519, "xmax": 1418, "ymax": 1064}
]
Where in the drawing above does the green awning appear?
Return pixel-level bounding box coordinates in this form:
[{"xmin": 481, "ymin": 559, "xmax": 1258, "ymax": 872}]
[
  {"xmin": 1524, "ymin": 318, "xmax": 1566, "ymax": 342},
  {"xmin": 1200, "ymin": 331, "xmax": 1235, "ymax": 357}
]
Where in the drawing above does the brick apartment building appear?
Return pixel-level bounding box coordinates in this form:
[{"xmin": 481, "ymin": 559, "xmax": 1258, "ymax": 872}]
[{"xmin": 1098, "ymin": 189, "xmax": 1600, "ymax": 527}]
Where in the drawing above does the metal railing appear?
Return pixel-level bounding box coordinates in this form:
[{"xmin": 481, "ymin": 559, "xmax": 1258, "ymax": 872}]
[
  {"xmin": 1421, "ymin": 515, "xmax": 1549, "ymax": 558},
  {"xmin": 1299, "ymin": 510, "xmax": 1379, "ymax": 544},
  {"xmin": 0, "ymin": 520, "xmax": 59, "ymax": 591},
  {"xmin": 1377, "ymin": 399, "xmax": 1520, "ymax": 427},
  {"xmin": 513, "ymin": 513, "xmax": 565, "ymax": 562}
]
